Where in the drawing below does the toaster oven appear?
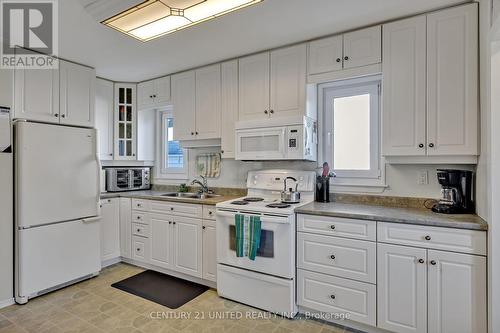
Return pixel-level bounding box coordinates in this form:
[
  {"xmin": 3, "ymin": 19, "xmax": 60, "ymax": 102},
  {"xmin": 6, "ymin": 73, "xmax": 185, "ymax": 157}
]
[{"xmin": 105, "ymin": 167, "xmax": 151, "ymax": 192}]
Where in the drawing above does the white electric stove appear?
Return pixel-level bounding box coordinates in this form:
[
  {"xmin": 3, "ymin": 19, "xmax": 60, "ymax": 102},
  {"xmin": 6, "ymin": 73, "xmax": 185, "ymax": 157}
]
[{"xmin": 215, "ymin": 170, "xmax": 316, "ymax": 318}]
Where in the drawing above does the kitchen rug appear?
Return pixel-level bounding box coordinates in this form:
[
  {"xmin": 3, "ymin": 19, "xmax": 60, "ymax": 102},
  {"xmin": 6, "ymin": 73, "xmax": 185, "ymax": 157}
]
[{"xmin": 111, "ymin": 270, "xmax": 209, "ymax": 309}]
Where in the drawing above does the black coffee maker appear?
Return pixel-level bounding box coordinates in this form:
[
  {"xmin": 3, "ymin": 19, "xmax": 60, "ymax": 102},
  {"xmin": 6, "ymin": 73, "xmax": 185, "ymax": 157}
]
[{"xmin": 432, "ymin": 169, "xmax": 474, "ymax": 214}]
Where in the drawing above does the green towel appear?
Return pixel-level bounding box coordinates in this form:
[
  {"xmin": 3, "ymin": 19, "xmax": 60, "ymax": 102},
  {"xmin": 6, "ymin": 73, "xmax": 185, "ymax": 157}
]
[{"xmin": 235, "ymin": 214, "xmax": 262, "ymax": 260}]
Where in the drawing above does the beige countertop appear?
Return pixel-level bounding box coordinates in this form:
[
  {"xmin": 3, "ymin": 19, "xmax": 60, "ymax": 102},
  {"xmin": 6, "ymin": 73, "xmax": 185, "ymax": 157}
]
[
  {"xmin": 295, "ymin": 201, "xmax": 488, "ymax": 231},
  {"xmin": 100, "ymin": 191, "xmax": 240, "ymax": 206}
]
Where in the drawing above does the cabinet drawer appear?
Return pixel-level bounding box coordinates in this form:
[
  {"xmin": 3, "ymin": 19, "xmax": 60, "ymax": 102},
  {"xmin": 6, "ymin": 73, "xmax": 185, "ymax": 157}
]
[
  {"xmin": 169, "ymin": 202, "xmax": 203, "ymax": 219},
  {"xmin": 378, "ymin": 222, "xmax": 486, "ymax": 255},
  {"xmin": 131, "ymin": 211, "xmax": 148, "ymax": 225},
  {"xmin": 298, "ymin": 214, "xmax": 376, "ymax": 241},
  {"xmin": 203, "ymin": 205, "xmax": 216, "ymax": 220},
  {"xmin": 131, "ymin": 199, "xmax": 150, "ymax": 211},
  {"xmin": 298, "ymin": 269, "xmax": 376, "ymax": 326},
  {"xmin": 298, "ymin": 232, "xmax": 376, "ymax": 283},
  {"xmin": 132, "ymin": 223, "xmax": 149, "ymax": 238},
  {"xmin": 132, "ymin": 236, "xmax": 150, "ymax": 262}
]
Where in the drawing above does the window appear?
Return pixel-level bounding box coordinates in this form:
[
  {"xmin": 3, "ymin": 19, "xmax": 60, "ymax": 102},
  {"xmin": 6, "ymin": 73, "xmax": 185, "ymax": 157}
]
[
  {"xmin": 157, "ymin": 110, "xmax": 188, "ymax": 179},
  {"xmin": 320, "ymin": 76, "xmax": 383, "ymax": 186}
]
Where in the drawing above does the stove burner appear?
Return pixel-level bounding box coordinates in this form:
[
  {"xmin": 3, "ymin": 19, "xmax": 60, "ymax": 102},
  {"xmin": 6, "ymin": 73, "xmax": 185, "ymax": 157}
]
[
  {"xmin": 243, "ymin": 197, "xmax": 265, "ymax": 202},
  {"xmin": 231, "ymin": 200, "xmax": 249, "ymax": 205},
  {"xmin": 266, "ymin": 203, "xmax": 291, "ymax": 209}
]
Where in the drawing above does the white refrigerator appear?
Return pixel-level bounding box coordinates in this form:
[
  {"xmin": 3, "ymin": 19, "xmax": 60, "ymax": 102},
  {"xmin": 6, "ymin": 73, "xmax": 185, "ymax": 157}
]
[{"xmin": 15, "ymin": 121, "xmax": 101, "ymax": 304}]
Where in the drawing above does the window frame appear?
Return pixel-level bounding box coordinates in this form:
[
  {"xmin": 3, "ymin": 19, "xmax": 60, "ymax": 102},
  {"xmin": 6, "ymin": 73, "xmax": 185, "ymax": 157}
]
[
  {"xmin": 155, "ymin": 108, "xmax": 188, "ymax": 180},
  {"xmin": 319, "ymin": 75, "xmax": 385, "ymax": 188}
]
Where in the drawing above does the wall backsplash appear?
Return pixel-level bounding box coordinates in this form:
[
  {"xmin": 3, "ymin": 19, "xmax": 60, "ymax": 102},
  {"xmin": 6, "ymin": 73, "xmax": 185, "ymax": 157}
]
[{"xmin": 153, "ymin": 147, "xmax": 476, "ymax": 200}]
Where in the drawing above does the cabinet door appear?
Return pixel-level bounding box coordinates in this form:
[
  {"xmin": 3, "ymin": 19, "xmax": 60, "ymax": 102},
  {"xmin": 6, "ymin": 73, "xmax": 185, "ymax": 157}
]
[
  {"xmin": 154, "ymin": 76, "xmax": 171, "ymax": 106},
  {"xmin": 100, "ymin": 198, "xmax": 120, "ymax": 262},
  {"xmin": 202, "ymin": 220, "xmax": 217, "ymax": 282},
  {"xmin": 343, "ymin": 26, "xmax": 382, "ymax": 69},
  {"xmin": 382, "ymin": 16, "xmax": 427, "ymax": 156},
  {"xmin": 378, "ymin": 244, "xmax": 427, "ymax": 333},
  {"xmin": 427, "ymin": 4, "xmax": 478, "ymax": 155},
  {"xmin": 95, "ymin": 79, "xmax": 114, "ymax": 160},
  {"xmin": 137, "ymin": 80, "xmax": 155, "ymax": 111},
  {"xmin": 238, "ymin": 52, "xmax": 270, "ymax": 120},
  {"xmin": 195, "ymin": 64, "xmax": 221, "ymax": 140},
  {"xmin": 119, "ymin": 198, "xmax": 132, "ymax": 259},
  {"xmin": 114, "ymin": 84, "xmax": 137, "ymax": 160},
  {"xmin": 308, "ymin": 35, "xmax": 343, "ymax": 75},
  {"xmin": 13, "ymin": 66, "xmax": 59, "ymax": 123},
  {"xmin": 173, "ymin": 216, "xmax": 202, "ymax": 278},
  {"xmin": 270, "ymin": 44, "xmax": 307, "ymax": 118},
  {"xmin": 221, "ymin": 60, "xmax": 238, "ymax": 158},
  {"xmin": 59, "ymin": 61, "xmax": 95, "ymax": 127},
  {"xmin": 149, "ymin": 213, "xmax": 173, "ymax": 270},
  {"xmin": 427, "ymin": 250, "xmax": 486, "ymax": 333},
  {"xmin": 171, "ymin": 71, "xmax": 196, "ymax": 141}
]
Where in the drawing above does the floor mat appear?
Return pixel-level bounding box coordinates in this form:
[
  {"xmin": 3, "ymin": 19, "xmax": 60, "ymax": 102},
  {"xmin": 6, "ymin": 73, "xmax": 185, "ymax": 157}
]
[{"xmin": 111, "ymin": 270, "xmax": 209, "ymax": 309}]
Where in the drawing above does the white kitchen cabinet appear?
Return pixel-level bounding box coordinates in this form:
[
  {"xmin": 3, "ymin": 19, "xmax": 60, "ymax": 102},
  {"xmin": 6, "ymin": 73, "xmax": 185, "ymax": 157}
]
[
  {"xmin": 137, "ymin": 108, "xmax": 155, "ymax": 161},
  {"xmin": 137, "ymin": 76, "xmax": 171, "ymax": 111},
  {"xmin": 202, "ymin": 220, "xmax": 217, "ymax": 282},
  {"xmin": 95, "ymin": 79, "xmax": 114, "ymax": 160},
  {"xmin": 119, "ymin": 198, "xmax": 132, "ymax": 259},
  {"xmin": 59, "ymin": 60, "xmax": 95, "ymax": 128},
  {"xmin": 308, "ymin": 35, "xmax": 343, "ymax": 75},
  {"xmin": 195, "ymin": 64, "xmax": 221, "ymax": 140},
  {"xmin": 100, "ymin": 198, "xmax": 120, "ymax": 264},
  {"xmin": 221, "ymin": 60, "xmax": 238, "ymax": 158},
  {"xmin": 342, "ymin": 26, "xmax": 382, "ymax": 69},
  {"xmin": 149, "ymin": 213, "xmax": 173, "ymax": 270},
  {"xmin": 173, "ymin": 216, "xmax": 203, "ymax": 278},
  {"xmin": 426, "ymin": 4, "xmax": 478, "ymax": 156},
  {"xmin": 114, "ymin": 83, "xmax": 137, "ymax": 160},
  {"xmin": 377, "ymin": 243, "xmax": 427, "ymax": 333},
  {"xmin": 382, "ymin": 16, "xmax": 427, "ymax": 156},
  {"xmin": 270, "ymin": 44, "xmax": 307, "ymax": 118},
  {"xmin": 238, "ymin": 45, "xmax": 308, "ymax": 121},
  {"xmin": 238, "ymin": 52, "xmax": 270, "ymax": 121},
  {"xmin": 427, "ymin": 250, "xmax": 487, "ymax": 333},
  {"xmin": 13, "ymin": 66, "xmax": 59, "ymax": 123},
  {"xmin": 172, "ymin": 71, "xmax": 196, "ymax": 141}
]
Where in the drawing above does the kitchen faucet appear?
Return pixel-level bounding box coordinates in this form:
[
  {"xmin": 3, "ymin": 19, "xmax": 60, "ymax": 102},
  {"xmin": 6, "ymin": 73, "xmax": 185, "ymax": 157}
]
[{"xmin": 190, "ymin": 175, "xmax": 211, "ymax": 194}]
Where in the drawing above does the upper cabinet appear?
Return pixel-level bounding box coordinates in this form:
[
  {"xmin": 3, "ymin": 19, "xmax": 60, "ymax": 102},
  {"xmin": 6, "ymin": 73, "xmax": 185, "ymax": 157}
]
[
  {"xmin": 59, "ymin": 61, "xmax": 95, "ymax": 127},
  {"xmin": 382, "ymin": 3, "xmax": 478, "ymax": 160},
  {"xmin": 221, "ymin": 60, "xmax": 238, "ymax": 159},
  {"xmin": 308, "ymin": 26, "xmax": 381, "ymax": 75},
  {"xmin": 172, "ymin": 65, "xmax": 221, "ymax": 141},
  {"xmin": 239, "ymin": 44, "xmax": 309, "ymax": 121},
  {"xmin": 95, "ymin": 78, "xmax": 114, "ymax": 160},
  {"xmin": 137, "ymin": 76, "xmax": 171, "ymax": 111},
  {"xmin": 13, "ymin": 59, "xmax": 95, "ymax": 128},
  {"xmin": 114, "ymin": 84, "xmax": 137, "ymax": 160}
]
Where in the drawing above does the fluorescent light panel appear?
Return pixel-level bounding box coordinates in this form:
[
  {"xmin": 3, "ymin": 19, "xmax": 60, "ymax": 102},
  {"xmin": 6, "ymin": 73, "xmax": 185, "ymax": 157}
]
[{"xmin": 102, "ymin": 0, "xmax": 263, "ymax": 42}]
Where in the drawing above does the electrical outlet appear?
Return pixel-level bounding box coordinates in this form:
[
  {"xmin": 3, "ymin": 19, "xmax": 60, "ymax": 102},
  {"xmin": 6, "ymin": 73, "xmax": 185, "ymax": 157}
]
[{"xmin": 417, "ymin": 171, "xmax": 428, "ymax": 185}]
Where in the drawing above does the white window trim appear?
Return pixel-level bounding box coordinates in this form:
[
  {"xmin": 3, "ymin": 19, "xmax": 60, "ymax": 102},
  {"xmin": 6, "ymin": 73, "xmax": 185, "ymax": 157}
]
[
  {"xmin": 318, "ymin": 75, "xmax": 386, "ymax": 190},
  {"xmin": 154, "ymin": 108, "xmax": 189, "ymax": 181}
]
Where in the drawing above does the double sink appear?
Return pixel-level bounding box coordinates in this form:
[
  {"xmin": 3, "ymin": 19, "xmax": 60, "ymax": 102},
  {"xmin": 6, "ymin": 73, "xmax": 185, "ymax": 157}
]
[{"xmin": 161, "ymin": 192, "xmax": 222, "ymax": 200}]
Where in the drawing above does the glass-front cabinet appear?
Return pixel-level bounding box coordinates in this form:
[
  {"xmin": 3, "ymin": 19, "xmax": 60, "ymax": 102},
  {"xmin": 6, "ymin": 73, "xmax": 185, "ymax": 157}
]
[{"xmin": 114, "ymin": 84, "xmax": 137, "ymax": 160}]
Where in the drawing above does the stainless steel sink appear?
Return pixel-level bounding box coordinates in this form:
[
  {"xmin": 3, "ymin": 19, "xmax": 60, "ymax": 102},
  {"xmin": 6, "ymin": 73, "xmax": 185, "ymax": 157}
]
[{"xmin": 161, "ymin": 192, "xmax": 222, "ymax": 199}]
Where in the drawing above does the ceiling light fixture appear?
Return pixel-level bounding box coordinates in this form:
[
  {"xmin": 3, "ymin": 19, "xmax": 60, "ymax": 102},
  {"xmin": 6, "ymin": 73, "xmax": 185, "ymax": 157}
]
[{"xmin": 102, "ymin": 0, "xmax": 263, "ymax": 42}]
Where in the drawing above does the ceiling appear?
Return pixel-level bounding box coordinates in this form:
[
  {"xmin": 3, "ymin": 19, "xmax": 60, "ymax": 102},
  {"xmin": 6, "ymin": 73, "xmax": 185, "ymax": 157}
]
[{"xmin": 61, "ymin": 0, "xmax": 468, "ymax": 82}]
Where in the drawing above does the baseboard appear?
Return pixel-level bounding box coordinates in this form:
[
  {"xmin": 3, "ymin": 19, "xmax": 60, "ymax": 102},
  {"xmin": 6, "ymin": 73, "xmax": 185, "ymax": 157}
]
[
  {"xmin": 0, "ymin": 298, "xmax": 15, "ymax": 309},
  {"xmin": 122, "ymin": 257, "xmax": 217, "ymax": 289},
  {"xmin": 101, "ymin": 256, "xmax": 121, "ymax": 268}
]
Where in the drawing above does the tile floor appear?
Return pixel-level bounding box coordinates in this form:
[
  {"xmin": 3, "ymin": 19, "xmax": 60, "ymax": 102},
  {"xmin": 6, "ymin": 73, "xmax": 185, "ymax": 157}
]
[{"xmin": 0, "ymin": 263, "xmax": 359, "ymax": 333}]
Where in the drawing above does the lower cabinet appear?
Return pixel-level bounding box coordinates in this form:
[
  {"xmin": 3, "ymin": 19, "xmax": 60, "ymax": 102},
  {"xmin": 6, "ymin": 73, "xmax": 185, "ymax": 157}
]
[
  {"xmin": 150, "ymin": 213, "xmax": 173, "ymax": 270},
  {"xmin": 202, "ymin": 220, "xmax": 217, "ymax": 282},
  {"xmin": 172, "ymin": 216, "xmax": 203, "ymax": 278},
  {"xmin": 119, "ymin": 198, "xmax": 132, "ymax": 259},
  {"xmin": 99, "ymin": 198, "xmax": 120, "ymax": 263}
]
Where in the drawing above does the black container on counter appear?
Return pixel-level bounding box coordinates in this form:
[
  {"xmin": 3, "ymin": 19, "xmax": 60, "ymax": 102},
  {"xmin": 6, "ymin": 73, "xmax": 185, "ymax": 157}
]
[{"xmin": 316, "ymin": 176, "xmax": 330, "ymax": 202}]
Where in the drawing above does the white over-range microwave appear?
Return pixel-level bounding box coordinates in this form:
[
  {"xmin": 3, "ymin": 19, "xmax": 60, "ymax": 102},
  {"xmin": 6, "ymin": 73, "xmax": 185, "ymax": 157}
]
[{"xmin": 235, "ymin": 116, "xmax": 317, "ymax": 161}]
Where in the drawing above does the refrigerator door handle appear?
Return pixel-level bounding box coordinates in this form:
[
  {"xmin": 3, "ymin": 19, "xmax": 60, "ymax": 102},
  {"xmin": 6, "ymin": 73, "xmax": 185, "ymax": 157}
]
[
  {"xmin": 82, "ymin": 216, "xmax": 101, "ymax": 224},
  {"xmin": 95, "ymin": 132, "xmax": 102, "ymax": 216}
]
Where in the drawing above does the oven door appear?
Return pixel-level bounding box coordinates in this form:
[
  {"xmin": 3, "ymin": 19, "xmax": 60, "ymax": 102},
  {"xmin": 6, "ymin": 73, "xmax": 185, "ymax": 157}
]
[
  {"xmin": 216, "ymin": 210, "xmax": 295, "ymax": 279},
  {"xmin": 235, "ymin": 127, "xmax": 287, "ymax": 160}
]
